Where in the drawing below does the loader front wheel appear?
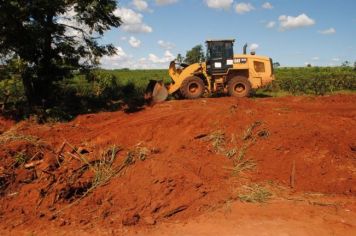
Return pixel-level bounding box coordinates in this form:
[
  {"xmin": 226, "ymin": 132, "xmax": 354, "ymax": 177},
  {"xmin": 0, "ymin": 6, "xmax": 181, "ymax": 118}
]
[
  {"xmin": 227, "ymin": 77, "xmax": 251, "ymax": 97},
  {"xmin": 180, "ymin": 76, "xmax": 205, "ymax": 99}
]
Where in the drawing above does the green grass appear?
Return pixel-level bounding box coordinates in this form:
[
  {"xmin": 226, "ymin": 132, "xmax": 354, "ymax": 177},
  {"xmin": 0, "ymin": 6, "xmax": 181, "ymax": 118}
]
[{"xmin": 1, "ymin": 67, "xmax": 355, "ymax": 120}]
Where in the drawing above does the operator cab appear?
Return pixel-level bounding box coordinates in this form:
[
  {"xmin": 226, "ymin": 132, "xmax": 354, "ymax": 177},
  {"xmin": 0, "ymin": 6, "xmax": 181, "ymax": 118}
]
[{"xmin": 206, "ymin": 39, "xmax": 235, "ymax": 75}]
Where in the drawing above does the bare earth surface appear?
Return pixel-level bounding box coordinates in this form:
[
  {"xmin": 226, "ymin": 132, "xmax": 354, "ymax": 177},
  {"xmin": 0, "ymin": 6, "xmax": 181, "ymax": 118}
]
[{"xmin": 0, "ymin": 94, "xmax": 355, "ymax": 235}]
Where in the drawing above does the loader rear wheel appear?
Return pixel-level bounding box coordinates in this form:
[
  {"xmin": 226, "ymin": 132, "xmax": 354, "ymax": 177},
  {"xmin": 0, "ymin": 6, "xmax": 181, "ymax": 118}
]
[
  {"xmin": 180, "ymin": 76, "xmax": 205, "ymax": 99},
  {"xmin": 227, "ymin": 77, "xmax": 251, "ymax": 97}
]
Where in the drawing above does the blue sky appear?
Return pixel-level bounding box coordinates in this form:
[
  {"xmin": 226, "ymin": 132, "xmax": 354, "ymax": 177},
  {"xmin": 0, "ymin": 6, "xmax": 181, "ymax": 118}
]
[{"xmin": 100, "ymin": 0, "xmax": 356, "ymax": 69}]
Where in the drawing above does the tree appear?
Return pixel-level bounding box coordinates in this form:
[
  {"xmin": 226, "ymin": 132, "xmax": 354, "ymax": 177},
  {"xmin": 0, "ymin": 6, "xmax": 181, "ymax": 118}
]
[
  {"xmin": 0, "ymin": 0, "xmax": 121, "ymax": 107},
  {"xmin": 176, "ymin": 54, "xmax": 184, "ymax": 64},
  {"xmin": 354, "ymin": 61, "xmax": 356, "ymax": 71},
  {"xmin": 341, "ymin": 61, "xmax": 350, "ymax": 67},
  {"xmin": 184, "ymin": 45, "xmax": 205, "ymax": 65},
  {"xmin": 273, "ymin": 62, "xmax": 280, "ymax": 68}
]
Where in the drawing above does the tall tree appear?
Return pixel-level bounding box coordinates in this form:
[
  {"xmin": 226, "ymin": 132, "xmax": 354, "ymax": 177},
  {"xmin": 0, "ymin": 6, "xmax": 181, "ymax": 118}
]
[
  {"xmin": 273, "ymin": 62, "xmax": 280, "ymax": 68},
  {"xmin": 184, "ymin": 45, "xmax": 205, "ymax": 65},
  {"xmin": 0, "ymin": 0, "xmax": 121, "ymax": 107},
  {"xmin": 341, "ymin": 61, "xmax": 350, "ymax": 67},
  {"xmin": 176, "ymin": 53, "xmax": 184, "ymax": 64}
]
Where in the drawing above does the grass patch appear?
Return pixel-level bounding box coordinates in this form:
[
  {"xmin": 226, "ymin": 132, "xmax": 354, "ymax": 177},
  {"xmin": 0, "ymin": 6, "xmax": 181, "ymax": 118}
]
[
  {"xmin": 225, "ymin": 148, "xmax": 237, "ymax": 159},
  {"xmin": 207, "ymin": 130, "xmax": 225, "ymax": 153},
  {"xmin": 0, "ymin": 129, "xmax": 40, "ymax": 145},
  {"xmin": 238, "ymin": 184, "xmax": 272, "ymax": 203},
  {"xmin": 13, "ymin": 151, "xmax": 30, "ymax": 166},
  {"xmin": 91, "ymin": 146, "xmax": 121, "ymax": 188},
  {"xmin": 242, "ymin": 121, "xmax": 262, "ymax": 141},
  {"xmin": 226, "ymin": 145, "xmax": 256, "ymax": 176},
  {"xmin": 125, "ymin": 145, "xmax": 150, "ymax": 163}
]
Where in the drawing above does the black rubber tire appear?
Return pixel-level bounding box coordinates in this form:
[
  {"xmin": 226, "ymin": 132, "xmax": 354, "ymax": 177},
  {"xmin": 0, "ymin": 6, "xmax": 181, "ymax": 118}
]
[
  {"xmin": 227, "ymin": 76, "xmax": 252, "ymax": 97},
  {"xmin": 180, "ymin": 76, "xmax": 205, "ymax": 99}
]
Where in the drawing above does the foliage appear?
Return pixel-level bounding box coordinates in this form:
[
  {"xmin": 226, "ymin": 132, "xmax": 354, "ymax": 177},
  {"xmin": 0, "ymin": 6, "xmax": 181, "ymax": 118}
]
[
  {"xmin": 0, "ymin": 0, "xmax": 121, "ymax": 106},
  {"xmin": 341, "ymin": 61, "xmax": 350, "ymax": 67},
  {"xmin": 184, "ymin": 45, "xmax": 205, "ymax": 64},
  {"xmin": 176, "ymin": 54, "xmax": 184, "ymax": 64},
  {"xmin": 0, "ymin": 66, "xmax": 355, "ymax": 121},
  {"xmin": 265, "ymin": 67, "xmax": 356, "ymax": 95},
  {"xmin": 273, "ymin": 62, "xmax": 280, "ymax": 68}
]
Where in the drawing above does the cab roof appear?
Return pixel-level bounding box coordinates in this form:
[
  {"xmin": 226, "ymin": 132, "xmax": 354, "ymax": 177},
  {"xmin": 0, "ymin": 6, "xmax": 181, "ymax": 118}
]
[{"xmin": 205, "ymin": 39, "xmax": 235, "ymax": 43}]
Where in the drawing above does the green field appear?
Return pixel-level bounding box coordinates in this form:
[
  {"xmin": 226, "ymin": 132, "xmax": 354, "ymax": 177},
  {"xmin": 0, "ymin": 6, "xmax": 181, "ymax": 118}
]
[{"xmin": 1, "ymin": 66, "xmax": 355, "ymax": 120}]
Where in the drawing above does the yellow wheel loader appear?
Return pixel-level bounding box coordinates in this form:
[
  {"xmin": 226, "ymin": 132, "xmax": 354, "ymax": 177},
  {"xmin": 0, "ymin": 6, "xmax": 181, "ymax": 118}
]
[{"xmin": 145, "ymin": 39, "xmax": 275, "ymax": 103}]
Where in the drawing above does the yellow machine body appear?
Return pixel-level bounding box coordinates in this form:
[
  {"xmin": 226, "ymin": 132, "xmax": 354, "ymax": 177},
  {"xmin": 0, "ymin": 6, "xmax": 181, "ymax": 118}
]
[
  {"xmin": 144, "ymin": 39, "xmax": 275, "ymax": 103},
  {"xmin": 167, "ymin": 54, "xmax": 275, "ymax": 95}
]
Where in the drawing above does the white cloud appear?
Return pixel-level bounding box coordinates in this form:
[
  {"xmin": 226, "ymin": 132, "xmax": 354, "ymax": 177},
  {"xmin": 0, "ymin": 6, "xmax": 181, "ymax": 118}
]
[
  {"xmin": 250, "ymin": 43, "xmax": 259, "ymax": 51},
  {"xmin": 332, "ymin": 58, "xmax": 340, "ymax": 62},
  {"xmin": 235, "ymin": 2, "xmax": 255, "ymax": 14},
  {"xmin": 128, "ymin": 36, "xmax": 141, "ymax": 48},
  {"xmin": 100, "ymin": 47, "xmax": 131, "ymax": 69},
  {"xmin": 266, "ymin": 21, "xmax": 276, "ymax": 28},
  {"xmin": 101, "ymin": 49, "xmax": 175, "ymax": 69},
  {"xmin": 129, "ymin": 50, "xmax": 175, "ymax": 69},
  {"xmin": 262, "ymin": 2, "xmax": 273, "ymax": 9},
  {"xmin": 278, "ymin": 13, "xmax": 315, "ymax": 31},
  {"xmin": 114, "ymin": 7, "xmax": 153, "ymax": 33},
  {"xmin": 155, "ymin": 0, "xmax": 178, "ymax": 5},
  {"xmin": 205, "ymin": 0, "xmax": 233, "ymax": 10},
  {"xmin": 312, "ymin": 57, "xmax": 319, "ymax": 60},
  {"xmin": 158, "ymin": 40, "xmax": 175, "ymax": 50},
  {"xmin": 318, "ymin": 28, "xmax": 336, "ymax": 35},
  {"xmin": 148, "ymin": 50, "xmax": 175, "ymax": 63},
  {"xmin": 132, "ymin": 0, "xmax": 149, "ymax": 12}
]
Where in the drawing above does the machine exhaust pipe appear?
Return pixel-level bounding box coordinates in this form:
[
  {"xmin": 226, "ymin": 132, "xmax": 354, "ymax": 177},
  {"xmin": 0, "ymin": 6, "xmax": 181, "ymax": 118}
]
[{"xmin": 243, "ymin": 43, "xmax": 248, "ymax": 55}]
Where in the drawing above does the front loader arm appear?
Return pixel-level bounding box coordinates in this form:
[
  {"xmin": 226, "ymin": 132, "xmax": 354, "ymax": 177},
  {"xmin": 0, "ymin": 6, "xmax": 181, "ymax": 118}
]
[{"xmin": 168, "ymin": 62, "xmax": 204, "ymax": 94}]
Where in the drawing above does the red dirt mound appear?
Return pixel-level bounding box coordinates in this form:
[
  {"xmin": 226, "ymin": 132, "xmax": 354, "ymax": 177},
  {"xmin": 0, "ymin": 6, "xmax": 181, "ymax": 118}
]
[{"xmin": 0, "ymin": 94, "xmax": 355, "ymax": 235}]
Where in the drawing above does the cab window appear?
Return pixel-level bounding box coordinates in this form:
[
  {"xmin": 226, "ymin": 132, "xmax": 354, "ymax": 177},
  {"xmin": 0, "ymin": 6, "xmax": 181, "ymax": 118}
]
[{"xmin": 254, "ymin": 61, "xmax": 265, "ymax": 72}]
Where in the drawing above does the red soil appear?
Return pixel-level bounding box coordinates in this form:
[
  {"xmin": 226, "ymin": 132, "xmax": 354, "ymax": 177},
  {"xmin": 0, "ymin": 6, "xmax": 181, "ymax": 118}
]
[{"xmin": 0, "ymin": 94, "xmax": 355, "ymax": 235}]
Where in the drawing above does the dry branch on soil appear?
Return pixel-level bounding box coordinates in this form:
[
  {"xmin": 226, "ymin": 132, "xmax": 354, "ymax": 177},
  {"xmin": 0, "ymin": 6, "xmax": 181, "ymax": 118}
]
[
  {"xmin": 207, "ymin": 130, "xmax": 226, "ymax": 153},
  {"xmin": 54, "ymin": 142, "xmax": 150, "ymax": 214},
  {"xmin": 225, "ymin": 145, "xmax": 256, "ymax": 176},
  {"xmin": 238, "ymin": 184, "xmax": 272, "ymax": 203}
]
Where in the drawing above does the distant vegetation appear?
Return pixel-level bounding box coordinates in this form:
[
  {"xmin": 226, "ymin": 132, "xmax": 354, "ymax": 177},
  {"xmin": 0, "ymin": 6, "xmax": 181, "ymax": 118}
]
[
  {"xmin": 268, "ymin": 66, "xmax": 356, "ymax": 95},
  {"xmin": 0, "ymin": 66, "xmax": 355, "ymax": 121}
]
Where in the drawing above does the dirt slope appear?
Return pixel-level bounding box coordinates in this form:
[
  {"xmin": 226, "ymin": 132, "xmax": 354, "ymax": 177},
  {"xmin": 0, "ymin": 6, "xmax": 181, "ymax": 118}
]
[{"xmin": 0, "ymin": 94, "xmax": 355, "ymax": 235}]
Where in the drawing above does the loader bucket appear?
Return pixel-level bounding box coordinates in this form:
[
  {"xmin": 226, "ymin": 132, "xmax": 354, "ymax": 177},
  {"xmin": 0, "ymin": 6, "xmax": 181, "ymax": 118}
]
[{"xmin": 144, "ymin": 80, "xmax": 169, "ymax": 104}]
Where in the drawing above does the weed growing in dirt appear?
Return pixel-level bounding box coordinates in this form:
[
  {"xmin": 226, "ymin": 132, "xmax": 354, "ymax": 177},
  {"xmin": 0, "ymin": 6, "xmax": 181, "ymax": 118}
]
[
  {"xmin": 207, "ymin": 130, "xmax": 225, "ymax": 153},
  {"xmin": 125, "ymin": 145, "xmax": 150, "ymax": 163},
  {"xmin": 13, "ymin": 151, "xmax": 30, "ymax": 166},
  {"xmin": 56, "ymin": 142, "xmax": 152, "ymax": 214},
  {"xmin": 242, "ymin": 121, "xmax": 262, "ymax": 141},
  {"xmin": 0, "ymin": 130, "xmax": 40, "ymax": 145},
  {"xmin": 225, "ymin": 148, "xmax": 237, "ymax": 159},
  {"xmin": 227, "ymin": 145, "xmax": 256, "ymax": 176},
  {"xmin": 92, "ymin": 146, "xmax": 121, "ymax": 188},
  {"xmin": 238, "ymin": 184, "xmax": 272, "ymax": 203}
]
